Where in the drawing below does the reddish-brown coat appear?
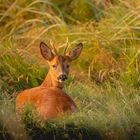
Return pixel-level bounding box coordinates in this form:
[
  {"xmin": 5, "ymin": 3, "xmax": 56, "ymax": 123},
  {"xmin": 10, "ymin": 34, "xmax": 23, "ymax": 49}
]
[
  {"xmin": 16, "ymin": 86, "xmax": 76, "ymax": 119},
  {"xmin": 16, "ymin": 41, "xmax": 83, "ymax": 120}
]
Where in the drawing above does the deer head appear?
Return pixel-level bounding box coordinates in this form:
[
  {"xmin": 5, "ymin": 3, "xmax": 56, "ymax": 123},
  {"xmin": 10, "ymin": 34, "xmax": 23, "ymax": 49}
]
[{"xmin": 40, "ymin": 39, "xmax": 83, "ymax": 87}]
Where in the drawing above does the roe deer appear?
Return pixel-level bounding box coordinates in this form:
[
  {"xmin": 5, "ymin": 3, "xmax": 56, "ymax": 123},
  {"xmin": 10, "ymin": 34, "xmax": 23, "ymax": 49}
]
[{"xmin": 16, "ymin": 40, "xmax": 83, "ymax": 119}]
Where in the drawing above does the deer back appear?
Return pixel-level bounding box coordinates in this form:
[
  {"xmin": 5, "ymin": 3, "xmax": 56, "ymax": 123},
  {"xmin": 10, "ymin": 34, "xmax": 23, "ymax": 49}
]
[{"xmin": 16, "ymin": 87, "xmax": 77, "ymax": 119}]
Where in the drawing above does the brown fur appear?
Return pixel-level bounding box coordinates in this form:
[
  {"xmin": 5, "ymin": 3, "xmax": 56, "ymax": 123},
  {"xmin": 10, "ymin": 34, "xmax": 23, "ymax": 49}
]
[
  {"xmin": 16, "ymin": 42, "xmax": 83, "ymax": 120},
  {"xmin": 41, "ymin": 56, "xmax": 71, "ymax": 88},
  {"xmin": 16, "ymin": 87, "xmax": 76, "ymax": 119}
]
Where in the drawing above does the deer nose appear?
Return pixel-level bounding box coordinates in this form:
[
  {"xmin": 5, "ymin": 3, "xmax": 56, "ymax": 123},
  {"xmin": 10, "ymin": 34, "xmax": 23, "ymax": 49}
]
[{"xmin": 58, "ymin": 74, "xmax": 67, "ymax": 81}]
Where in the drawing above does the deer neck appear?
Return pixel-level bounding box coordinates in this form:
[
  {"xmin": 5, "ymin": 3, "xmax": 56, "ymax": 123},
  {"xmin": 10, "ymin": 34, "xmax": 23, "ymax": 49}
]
[{"xmin": 41, "ymin": 71, "xmax": 64, "ymax": 89}]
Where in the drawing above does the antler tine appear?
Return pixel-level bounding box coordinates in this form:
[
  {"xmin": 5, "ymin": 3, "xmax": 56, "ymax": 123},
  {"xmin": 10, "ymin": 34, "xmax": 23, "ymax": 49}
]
[
  {"xmin": 50, "ymin": 39, "xmax": 58, "ymax": 55},
  {"xmin": 63, "ymin": 37, "xmax": 69, "ymax": 55}
]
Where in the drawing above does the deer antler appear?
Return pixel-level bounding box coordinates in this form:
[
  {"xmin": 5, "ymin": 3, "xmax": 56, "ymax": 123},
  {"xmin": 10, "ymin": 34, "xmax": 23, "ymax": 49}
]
[
  {"xmin": 50, "ymin": 40, "xmax": 58, "ymax": 55},
  {"xmin": 63, "ymin": 37, "xmax": 69, "ymax": 55}
]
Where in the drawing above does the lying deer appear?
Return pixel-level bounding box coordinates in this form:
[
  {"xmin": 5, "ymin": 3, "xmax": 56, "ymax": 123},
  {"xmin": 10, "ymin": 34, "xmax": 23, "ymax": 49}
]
[{"xmin": 16, "ymin": 40, "xmax": 83, "ymax": 119}]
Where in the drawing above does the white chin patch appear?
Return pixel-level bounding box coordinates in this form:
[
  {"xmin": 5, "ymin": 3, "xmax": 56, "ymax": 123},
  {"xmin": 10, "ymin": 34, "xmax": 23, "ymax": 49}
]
[{"xmin": 58, "ymin": 80, "xmax": 65, "ymax": 83}]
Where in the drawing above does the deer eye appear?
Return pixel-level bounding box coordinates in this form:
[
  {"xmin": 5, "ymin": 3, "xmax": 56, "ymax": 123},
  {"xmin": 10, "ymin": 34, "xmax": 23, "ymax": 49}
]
[
  {"xmin": 52, "ymin": 64, "xmax": 56, "ymax": 69},
  {"xmin": 66, "ymin": 64, "xmax": 70, "ymax": 68}
]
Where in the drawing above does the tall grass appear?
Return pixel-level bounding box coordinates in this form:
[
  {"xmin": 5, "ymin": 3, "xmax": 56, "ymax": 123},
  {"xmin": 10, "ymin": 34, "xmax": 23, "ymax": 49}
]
[
  {"xmin": 0, "ymin": 0, "xmax": 140, "ymax": 139},
  {"xmin": 0, "ymin": 81, "xmax": 140, "ymax": 139}
]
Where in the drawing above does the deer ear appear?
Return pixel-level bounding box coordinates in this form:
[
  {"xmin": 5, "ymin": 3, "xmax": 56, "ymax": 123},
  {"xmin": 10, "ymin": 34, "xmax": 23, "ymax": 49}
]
[
  {"xmin": 40, "ymin": 42, "xmax": 54, "ymax": 61},
  {"xmin": 69, "ymin": 43, "xmax": 83, "ymax": 60}
]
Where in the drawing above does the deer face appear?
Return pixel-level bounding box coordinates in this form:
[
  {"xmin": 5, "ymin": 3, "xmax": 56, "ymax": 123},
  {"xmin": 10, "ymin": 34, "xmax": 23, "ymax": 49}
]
[{"xmin": 40, "ymin": 41, "xmax": 83, "ymax": 84}]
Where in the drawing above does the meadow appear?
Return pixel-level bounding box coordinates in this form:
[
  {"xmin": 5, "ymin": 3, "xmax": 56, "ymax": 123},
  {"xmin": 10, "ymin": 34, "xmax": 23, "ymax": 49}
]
[{"xmin": 0, "ymin": 0, "xmax": 140, "ymax": 139}]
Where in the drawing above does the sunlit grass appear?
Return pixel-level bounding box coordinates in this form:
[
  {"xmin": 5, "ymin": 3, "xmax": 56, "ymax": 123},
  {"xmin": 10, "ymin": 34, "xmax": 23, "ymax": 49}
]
[
  {"xmin": 0, "ymin": 0, "xmax": 140, "ymax": 139},
  {"xmin": 0, "ymin": 81, "xmax": 140, "ymax": 139}
]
